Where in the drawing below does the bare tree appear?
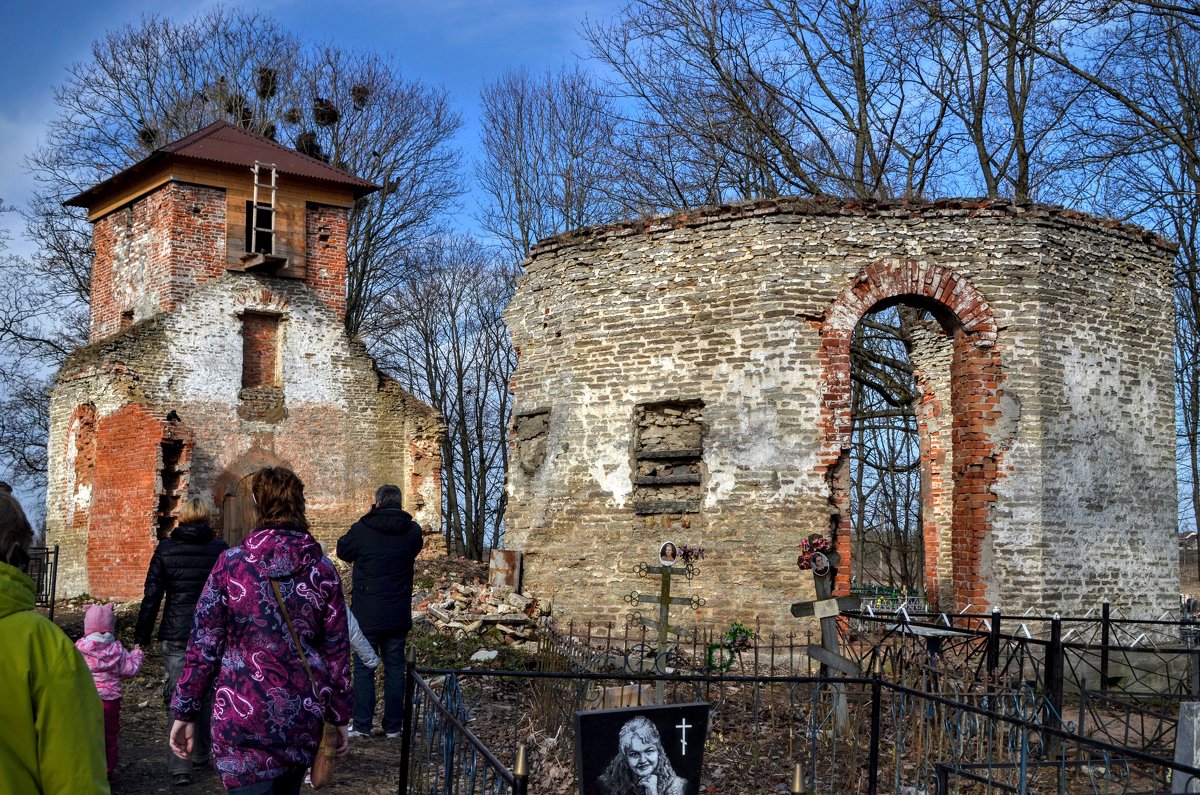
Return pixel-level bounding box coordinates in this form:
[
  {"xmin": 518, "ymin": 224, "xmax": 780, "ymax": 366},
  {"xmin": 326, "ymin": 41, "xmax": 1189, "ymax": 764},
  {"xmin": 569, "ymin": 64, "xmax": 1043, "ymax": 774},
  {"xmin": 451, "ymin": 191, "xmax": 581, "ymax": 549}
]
[
  {"xmin": 2, "ymin": 9, "xmax": 465, "ymax": 501},
  {"xmin": 900, "ymin": 0, "xmax": 1087, "ymax": 201},
  {"xmin": 850, "ymin": 306, "xmax": 926, "ymax": 592},
  {"xmin": 370, "ymin": 236, "xmax": 516, "ymax": 559},
  {"xmin": 23, "ymin": 7, "xmax": 463, "ymax": 337},
  {"xmin": 0, "ymin": 203, "xmax": 66, "ymax": 494},
  {"xmin": 585, "ymin": 0, "xmax": 952, "ymax": 202},
  {"xmin": 477, "ymin": 66, "xmax": 623, "ymax": 261}
]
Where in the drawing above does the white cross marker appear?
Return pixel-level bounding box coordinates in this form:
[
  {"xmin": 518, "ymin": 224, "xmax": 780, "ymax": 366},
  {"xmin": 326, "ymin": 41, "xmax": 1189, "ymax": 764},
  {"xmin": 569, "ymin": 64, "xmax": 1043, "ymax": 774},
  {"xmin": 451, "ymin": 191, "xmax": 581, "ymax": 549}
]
[{"xmin": 676, "ymin": 717, "xmax": 692, "ymax": 755}]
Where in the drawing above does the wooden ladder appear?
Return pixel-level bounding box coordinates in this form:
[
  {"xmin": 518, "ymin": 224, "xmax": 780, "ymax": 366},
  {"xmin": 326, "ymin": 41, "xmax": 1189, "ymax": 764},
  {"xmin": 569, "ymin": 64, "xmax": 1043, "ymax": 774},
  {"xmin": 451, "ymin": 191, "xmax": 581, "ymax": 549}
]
[{"xmin": 249, "ymin": 161, "xmax": 277, "ymax": 254}]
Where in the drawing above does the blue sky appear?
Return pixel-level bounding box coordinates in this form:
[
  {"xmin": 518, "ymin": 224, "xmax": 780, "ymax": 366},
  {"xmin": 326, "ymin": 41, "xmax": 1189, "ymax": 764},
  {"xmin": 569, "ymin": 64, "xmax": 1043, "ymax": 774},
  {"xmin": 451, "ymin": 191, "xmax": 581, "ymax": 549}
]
[
  {"xmin": 0, "ymin": 0, "xmax": 618, "ymax": 516},
  {"xmin": 0, "ymin": 0, "xmax": 620, "ymax": 248}
]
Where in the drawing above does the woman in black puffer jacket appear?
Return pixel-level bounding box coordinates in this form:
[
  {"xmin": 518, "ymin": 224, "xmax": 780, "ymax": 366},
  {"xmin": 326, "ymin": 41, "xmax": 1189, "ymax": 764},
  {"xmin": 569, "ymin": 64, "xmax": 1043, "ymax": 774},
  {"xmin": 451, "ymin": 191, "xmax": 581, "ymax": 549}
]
[{"xmin": 134, "ymin": 497, "xmax": 228, "ymax": 787}]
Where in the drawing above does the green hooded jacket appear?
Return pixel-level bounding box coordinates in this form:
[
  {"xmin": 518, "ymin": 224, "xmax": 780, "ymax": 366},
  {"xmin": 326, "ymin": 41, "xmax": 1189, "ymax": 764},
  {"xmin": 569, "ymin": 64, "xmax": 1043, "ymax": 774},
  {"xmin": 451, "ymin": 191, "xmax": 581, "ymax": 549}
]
[{"xmin": 0, "ymin": 561, "xmax": 110, "ymax": 794}]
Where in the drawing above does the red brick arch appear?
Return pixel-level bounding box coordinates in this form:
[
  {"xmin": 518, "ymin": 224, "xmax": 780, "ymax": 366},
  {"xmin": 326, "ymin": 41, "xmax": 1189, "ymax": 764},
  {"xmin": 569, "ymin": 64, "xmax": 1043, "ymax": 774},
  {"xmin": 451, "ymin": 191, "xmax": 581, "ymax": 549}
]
[{"xmin": 818, "ymin": 259, "xmax": 1002, "ymax": 611}]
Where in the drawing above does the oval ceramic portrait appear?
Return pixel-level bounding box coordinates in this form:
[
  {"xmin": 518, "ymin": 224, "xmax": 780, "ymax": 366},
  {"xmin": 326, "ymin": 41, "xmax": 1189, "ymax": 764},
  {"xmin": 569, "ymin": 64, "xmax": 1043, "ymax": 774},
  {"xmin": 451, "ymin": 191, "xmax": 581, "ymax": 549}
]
[{"xmin": 659, "ymin": 541, "xmax": 678, "ymax": 566}]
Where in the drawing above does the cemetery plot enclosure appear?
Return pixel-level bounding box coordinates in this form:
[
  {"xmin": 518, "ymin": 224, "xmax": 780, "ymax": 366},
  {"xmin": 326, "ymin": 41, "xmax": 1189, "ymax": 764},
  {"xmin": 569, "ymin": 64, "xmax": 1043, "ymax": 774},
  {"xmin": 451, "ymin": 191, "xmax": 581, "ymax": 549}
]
[{"xmin": 399, "ymin": 613, "xmax": 1200, "ymax": 794}]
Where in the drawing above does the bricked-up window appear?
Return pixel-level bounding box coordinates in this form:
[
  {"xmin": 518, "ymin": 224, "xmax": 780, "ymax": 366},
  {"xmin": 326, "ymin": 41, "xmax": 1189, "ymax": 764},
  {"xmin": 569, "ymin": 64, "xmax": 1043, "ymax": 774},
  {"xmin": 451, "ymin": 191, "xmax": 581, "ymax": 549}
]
[
  {"xmin": 245, "ymin": 201, "xmax": 273, "ymax": 254},
  {"xmin": 514, "ymin": 409, "xmax": 550, "ymax": 474},
  {"xmin": 241, "ymin": 312, "xmax": 280, "ymax": 388},
  {"xmin": 632, "ymin": 401, "xmax": 704, "ymax": 514}
]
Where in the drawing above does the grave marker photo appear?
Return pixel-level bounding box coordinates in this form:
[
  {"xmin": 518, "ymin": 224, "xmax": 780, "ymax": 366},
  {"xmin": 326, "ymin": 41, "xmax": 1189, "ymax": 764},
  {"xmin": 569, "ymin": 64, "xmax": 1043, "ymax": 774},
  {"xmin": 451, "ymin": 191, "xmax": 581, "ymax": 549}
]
[{"xmin": 575, "ymin": 703, "xmax": 710, "ymax": 795}]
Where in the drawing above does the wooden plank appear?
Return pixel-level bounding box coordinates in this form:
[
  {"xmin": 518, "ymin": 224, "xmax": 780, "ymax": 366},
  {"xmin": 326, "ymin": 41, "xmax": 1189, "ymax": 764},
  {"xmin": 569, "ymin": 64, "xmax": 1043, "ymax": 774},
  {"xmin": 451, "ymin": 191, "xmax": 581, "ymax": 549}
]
[
  {"xmin": 813, "ymin": 598, "xmax": 842, "ymax": 620},
  {"xmin": 807, "ymin": 644, "xmax": 861, "ymax": 676},
  {"xmin": 635, "ymin": 448, "xmax": 703, "ymax": 460},
  {"xmin": 791, "ymin": 596, "xmax": 858, "ymax": 618},
  {"xmin": 634, "ymin": 474, "xmax": 703, "ymax": 486}
]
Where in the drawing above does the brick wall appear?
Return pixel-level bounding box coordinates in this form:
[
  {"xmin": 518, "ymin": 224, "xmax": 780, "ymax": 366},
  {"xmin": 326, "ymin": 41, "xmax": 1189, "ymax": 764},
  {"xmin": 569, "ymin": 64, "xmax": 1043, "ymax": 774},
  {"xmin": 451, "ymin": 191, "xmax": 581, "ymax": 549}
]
[
  {"xmin": 504, "ymin": 198, "xmax": 1179, "ymax": 634},
  {"xmin": 90, "ymin": 183, "xmax": 226, "ymax": 341},
  {"xmin": 87, "ymin": 404, "xmax": 165, "ymax": 597},
  {"xmin": 305, "ymin": 204, "xmax": 348, "ymax": 320}
]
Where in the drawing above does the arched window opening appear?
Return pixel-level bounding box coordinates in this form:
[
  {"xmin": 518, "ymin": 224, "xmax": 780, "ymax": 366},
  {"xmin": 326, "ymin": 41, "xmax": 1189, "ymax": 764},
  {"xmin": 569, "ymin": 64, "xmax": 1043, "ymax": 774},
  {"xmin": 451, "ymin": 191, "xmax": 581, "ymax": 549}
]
[{"xmin": 850, "ymin": 303, "xmax": 949, "ymax": 603}]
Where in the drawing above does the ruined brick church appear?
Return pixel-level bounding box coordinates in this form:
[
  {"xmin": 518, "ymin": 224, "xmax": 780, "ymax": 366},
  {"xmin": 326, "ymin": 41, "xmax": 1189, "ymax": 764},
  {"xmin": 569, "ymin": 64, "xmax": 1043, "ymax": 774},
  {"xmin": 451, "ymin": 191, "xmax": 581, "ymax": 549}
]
[
  {"xmin": 504, "ymin": 198, "xmax": 1180, "ymax": 632},
  {"xmin": 46, "ymin": 121, "xmax": 443, "ymax": 599}
]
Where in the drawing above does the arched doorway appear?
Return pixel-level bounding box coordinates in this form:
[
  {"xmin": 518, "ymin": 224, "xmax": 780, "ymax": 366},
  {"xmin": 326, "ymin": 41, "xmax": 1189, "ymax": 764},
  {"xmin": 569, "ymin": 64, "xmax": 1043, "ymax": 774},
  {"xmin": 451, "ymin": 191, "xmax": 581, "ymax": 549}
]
[{"xmin": 820, "ymin": 260, "xmax": 1001, "ymax": 611}]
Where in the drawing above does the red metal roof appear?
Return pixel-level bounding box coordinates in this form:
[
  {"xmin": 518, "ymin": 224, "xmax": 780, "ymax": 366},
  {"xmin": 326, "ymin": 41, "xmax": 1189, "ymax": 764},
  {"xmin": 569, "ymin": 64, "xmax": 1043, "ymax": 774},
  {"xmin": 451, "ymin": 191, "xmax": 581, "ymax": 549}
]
[{"xmin": 65, "ymin": 120, "xmax": 379, "ymax": 209}]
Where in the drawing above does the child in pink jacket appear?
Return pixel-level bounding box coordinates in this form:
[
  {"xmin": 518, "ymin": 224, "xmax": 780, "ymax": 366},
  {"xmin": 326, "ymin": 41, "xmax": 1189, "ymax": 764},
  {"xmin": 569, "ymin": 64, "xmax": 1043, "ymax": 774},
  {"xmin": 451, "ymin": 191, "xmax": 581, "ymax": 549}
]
[{"xmin": 76, "ymin": 603, "xmax": 144, "ymax": 775}]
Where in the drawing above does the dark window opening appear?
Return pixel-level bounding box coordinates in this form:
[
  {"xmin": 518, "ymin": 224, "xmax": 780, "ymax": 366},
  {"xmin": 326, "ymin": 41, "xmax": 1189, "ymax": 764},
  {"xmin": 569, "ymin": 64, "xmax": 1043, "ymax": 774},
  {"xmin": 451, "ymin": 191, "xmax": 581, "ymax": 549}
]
[
  {"xmin": 120, "ymin": 310, "xmax": 134, "ymax": 329},
  {"xmin": 245, "ymin": 201, "xmax": 274, "ymax": 254},
  {"xmin": 849, "ymin": 303, "xmax": 941, "ymax": 600}
]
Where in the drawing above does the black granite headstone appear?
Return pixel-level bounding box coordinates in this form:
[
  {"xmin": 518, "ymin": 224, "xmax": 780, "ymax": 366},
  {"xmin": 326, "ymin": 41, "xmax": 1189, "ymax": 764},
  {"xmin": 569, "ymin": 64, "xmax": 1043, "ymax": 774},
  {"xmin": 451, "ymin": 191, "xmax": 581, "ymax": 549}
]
[{"xmin": 575, "ymin": 703, "xmax": 709, "ymax": 795}]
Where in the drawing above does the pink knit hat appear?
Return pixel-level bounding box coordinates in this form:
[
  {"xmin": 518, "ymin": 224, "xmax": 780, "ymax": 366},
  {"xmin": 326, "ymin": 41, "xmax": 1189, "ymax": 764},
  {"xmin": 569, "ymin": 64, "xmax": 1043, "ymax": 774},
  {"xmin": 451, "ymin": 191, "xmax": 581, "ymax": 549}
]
[{"xmin": 84, "ymin": 603, "xmax": 115, "ymax": 635}]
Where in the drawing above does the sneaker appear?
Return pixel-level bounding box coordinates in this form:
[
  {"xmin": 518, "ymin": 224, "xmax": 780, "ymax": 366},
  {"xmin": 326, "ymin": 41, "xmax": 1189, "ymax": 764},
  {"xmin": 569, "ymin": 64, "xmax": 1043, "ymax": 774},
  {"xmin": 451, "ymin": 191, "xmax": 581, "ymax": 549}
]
[
  {"xmin": 386, "ymin": 731, "xmax": 403, "ymax": 739},
  {"xmin": 347, "ymin": 729, "xmax": 370, "ymax": 738},
  {"xmin": 173, "ymin": 773, "xmax": 193, "ymax": 786}
]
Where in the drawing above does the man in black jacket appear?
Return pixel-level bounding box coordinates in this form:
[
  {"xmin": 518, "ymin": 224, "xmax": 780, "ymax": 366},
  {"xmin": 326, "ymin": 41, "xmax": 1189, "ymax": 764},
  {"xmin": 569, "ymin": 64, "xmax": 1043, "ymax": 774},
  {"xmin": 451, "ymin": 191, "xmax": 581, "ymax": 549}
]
[
  {"xmin": 336, "ymin": 483, "xmax": 423, "ymax": 738},
  {"xmin": 134, "ymin": 498, "xmax": 228, "ymax": 786}
]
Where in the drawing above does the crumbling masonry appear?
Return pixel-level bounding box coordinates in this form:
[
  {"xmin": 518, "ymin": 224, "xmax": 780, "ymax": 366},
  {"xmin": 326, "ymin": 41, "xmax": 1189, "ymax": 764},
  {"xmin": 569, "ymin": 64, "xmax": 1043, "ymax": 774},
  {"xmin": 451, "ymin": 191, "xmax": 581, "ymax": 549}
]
[
  {"xmin": 46, "ymin": 122, "xmax": 444, "ymax": 599},
  {"xmin": 503, "ymin": 198, "xmax": 1180, "ymax": 633}
]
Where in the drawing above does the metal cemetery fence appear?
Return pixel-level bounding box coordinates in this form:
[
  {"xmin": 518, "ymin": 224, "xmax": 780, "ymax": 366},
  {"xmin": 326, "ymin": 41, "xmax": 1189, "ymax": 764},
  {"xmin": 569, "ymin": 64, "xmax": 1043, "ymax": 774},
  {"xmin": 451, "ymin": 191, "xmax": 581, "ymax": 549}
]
[
  {"xmin": 400, "ymin": 667, "xmax": 1200, "ymax": 794},
  {"xmin": 842, "ymin": 602, "xmax": 1200, "ymax": 759},
  {"xmin": 398, "ymin": 611, "xmax": 1200, "ymax": 794},
  {"xmin": 399, "ymin": 657, "xmax": 529, "ymax": 795},
  {"xmin": 27, "ymin": 543, "xmax": 59, "ymax": 621}
]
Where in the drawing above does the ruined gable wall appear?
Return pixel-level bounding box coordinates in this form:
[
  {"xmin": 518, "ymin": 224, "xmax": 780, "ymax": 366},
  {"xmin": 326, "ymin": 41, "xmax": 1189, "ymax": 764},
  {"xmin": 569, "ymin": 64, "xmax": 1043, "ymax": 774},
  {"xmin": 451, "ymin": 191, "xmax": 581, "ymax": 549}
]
[
  {"xmin": 145, "ymin": 273, "xmax": 444, "ymax": 555},
  {"xmin": 505, "ymin": 201, "xmax": 1177, "ymax": 633},
  {"xmin": 48, "ymin": 272, "xmax": 444, "ymax": 599}
]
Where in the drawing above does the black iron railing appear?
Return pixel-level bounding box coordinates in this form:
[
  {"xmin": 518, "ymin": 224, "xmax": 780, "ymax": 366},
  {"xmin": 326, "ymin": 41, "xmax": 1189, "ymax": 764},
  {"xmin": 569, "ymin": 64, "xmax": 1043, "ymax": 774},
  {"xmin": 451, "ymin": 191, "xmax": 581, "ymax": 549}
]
[
  {"xmin": 399, "ymin": 648, "xmax": 528, "ymax": 795},
  {"xmin": 396, "ymin": 607, "xmax": 1200, "ymax": 793},
  {"xmin": 27, "ymin": 543, "xmax": 58, "ymax": 621},
  {"xmin": 399, "ymin": 665, "xmax": 1200, "ymax": 794}
]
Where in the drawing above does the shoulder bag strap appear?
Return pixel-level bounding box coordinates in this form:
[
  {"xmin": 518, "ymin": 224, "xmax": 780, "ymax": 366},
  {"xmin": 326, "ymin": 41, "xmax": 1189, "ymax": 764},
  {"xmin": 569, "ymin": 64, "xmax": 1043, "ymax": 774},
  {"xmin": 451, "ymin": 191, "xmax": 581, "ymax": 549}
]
[{"xmin": 270, "ymin": 578, "xmax": 321, "ymax": 703}]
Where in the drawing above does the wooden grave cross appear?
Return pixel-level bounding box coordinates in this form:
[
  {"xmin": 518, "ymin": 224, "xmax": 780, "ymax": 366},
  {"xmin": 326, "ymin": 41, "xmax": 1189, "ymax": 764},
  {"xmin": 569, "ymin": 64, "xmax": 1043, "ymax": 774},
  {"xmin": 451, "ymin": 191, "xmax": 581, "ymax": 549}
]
[
  {"xmin": 790, "ymin": 550, "xmax": 860, "ymax": 676},
  {"xmin": 791, "ymin": 549, "xmax": 857, "ymax": 731}
]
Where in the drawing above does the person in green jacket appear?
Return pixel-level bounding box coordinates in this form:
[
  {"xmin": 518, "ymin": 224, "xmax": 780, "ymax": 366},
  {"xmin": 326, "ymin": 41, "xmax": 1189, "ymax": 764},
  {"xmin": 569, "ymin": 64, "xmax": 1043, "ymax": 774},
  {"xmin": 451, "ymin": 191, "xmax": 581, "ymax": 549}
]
[{"xmin": 0, "ymin": 491, "xmax": 110, "ymax": 794}]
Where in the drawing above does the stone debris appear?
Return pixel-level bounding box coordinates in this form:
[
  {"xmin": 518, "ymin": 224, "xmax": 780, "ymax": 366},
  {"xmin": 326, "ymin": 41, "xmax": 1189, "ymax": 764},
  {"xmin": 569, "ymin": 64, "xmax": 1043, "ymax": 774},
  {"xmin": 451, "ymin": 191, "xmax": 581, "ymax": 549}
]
[{"xmin": 412, "ymin": 576, "xmax": 549, "ymax": 644}]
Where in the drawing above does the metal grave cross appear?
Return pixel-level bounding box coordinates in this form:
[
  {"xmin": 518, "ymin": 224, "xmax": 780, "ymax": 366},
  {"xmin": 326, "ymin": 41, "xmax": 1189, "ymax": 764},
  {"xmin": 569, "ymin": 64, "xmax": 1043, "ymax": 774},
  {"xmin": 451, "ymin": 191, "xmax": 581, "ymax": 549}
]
[{"xmin": 624, "ymin": 550, "xmax": 706, "ymax": 701}]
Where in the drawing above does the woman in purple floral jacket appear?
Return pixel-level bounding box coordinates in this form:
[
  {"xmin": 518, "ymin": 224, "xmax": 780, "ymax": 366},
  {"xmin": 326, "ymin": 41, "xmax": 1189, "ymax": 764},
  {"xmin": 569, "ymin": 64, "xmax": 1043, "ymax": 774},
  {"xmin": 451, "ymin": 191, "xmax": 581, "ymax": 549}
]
[{"xmin": 169, "ymin": 467, "xmax": 351, "ymax": 794}]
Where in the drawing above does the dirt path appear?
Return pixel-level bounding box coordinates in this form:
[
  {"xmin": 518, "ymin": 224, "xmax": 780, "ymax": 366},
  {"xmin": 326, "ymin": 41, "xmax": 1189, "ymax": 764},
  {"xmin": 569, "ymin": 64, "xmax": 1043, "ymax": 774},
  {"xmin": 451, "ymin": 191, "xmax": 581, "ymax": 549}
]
[
  {"xmin": 105, "ymin": 647, "xmax": 405, "ymax": 794},
  {"xmin": 52, "ymin": 556, "xmax": 493, "ymax": 794},
  {"xmin": 52, "ymin": 603, "xmax": 413, "ymax": 795}
]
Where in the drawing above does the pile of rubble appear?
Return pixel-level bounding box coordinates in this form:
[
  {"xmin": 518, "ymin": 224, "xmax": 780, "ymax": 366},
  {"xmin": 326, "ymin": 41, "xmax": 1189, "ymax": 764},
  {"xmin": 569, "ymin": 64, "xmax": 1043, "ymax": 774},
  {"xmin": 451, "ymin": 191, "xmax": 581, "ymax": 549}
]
[{"xmin": 414, "ymin": 580, "xmax": 549, "ymax": 650}]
